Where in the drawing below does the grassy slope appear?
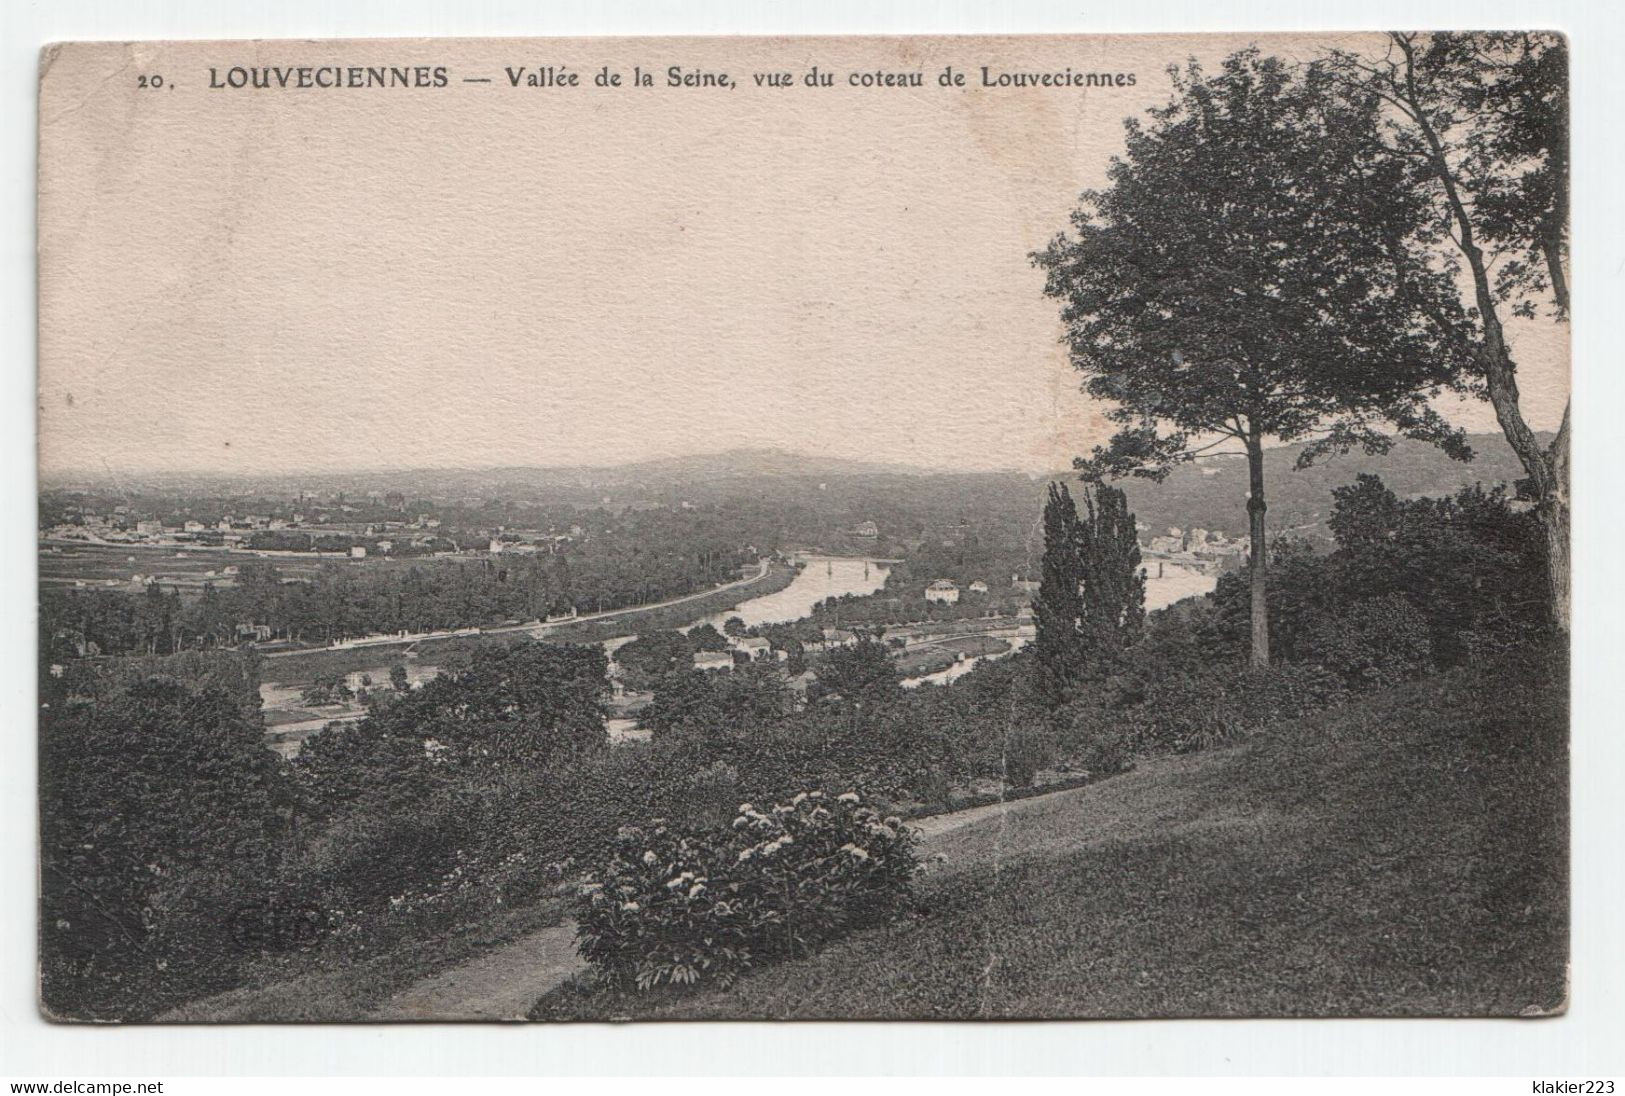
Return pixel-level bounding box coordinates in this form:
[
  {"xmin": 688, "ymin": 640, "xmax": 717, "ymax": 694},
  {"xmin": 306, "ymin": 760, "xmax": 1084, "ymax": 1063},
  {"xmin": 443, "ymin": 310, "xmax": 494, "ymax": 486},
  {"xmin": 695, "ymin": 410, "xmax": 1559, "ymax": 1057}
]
[{"xmin": 536, "ymin": 660, "xmax": 1567, "ymax": 1019}]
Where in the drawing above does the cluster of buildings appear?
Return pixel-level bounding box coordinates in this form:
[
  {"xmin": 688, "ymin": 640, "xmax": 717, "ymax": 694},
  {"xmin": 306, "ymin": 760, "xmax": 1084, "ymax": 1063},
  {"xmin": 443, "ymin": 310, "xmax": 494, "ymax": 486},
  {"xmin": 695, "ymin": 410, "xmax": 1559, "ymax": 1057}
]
[
  {"xmin": 1143, "ymin": 526, "xmax": 1246, "ymax": 560},
  {"xmin": 922, "ymin": 578, "xmax": 995, "ymax": 605},
  {"xmin": 43, "ymin": 504, "xmax": 590, "ymax": 562},
  {"xmin": 485, "ymin": 526, "xmax": 584, "ymax": 556},
  {"xmin": 688, "ymin": 626, "xmax": 862, "ymax": 675}
]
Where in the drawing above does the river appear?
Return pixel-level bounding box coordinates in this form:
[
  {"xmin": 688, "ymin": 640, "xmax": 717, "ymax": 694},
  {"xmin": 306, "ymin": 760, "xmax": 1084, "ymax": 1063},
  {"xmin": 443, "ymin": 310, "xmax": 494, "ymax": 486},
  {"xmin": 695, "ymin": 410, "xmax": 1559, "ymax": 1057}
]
[{"xmin": 696, "ymin": 556, "xmax": 890, "ymax": 630}]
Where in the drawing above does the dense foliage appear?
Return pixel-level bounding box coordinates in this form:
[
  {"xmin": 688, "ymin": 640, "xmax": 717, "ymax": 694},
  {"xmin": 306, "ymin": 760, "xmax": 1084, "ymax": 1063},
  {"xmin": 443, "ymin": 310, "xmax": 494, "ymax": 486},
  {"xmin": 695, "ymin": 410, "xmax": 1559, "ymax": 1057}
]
[
  {"xmin": 573, "ymin": 792, "xmax": 918, "ymax": 991},
  {"xmin": 40, "ymin": 663, "xmax": 292, "ymax": 1020}
]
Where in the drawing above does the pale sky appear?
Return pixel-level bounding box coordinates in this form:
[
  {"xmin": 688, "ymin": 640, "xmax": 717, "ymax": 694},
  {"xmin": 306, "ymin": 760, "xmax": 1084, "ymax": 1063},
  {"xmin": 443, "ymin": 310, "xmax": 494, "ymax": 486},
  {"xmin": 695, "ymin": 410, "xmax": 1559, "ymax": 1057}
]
[{"xmin": 38, "ymin": 34, "xmax": 1569, "ymax": 478}]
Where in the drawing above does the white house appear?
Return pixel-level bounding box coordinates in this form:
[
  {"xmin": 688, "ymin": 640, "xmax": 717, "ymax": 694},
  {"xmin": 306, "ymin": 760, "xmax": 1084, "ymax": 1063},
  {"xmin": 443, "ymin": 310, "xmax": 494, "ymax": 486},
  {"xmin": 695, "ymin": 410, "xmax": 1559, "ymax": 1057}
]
[
  {"xmin": 821, "ymin": 627, "xmax": 859, "ymax": 649},
  {"xmin": 925, "ymin": 580, "xmax": 960, "ymax": 605},
  {"xmin": 968, "ymin": 580, "xmax": 990, "ymax": 594},
  {"xmin": 734, "ymin": 636, "xmax": 773, "ymax": 661},
  {"xmin": 695, "ymin": 651, "xmax": 735, "ymax": 673}
]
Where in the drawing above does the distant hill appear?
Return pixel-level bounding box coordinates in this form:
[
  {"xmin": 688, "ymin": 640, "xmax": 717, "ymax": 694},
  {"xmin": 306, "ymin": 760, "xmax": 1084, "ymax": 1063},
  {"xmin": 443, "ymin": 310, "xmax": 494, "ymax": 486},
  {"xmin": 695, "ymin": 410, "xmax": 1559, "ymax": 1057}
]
[
  {"xmin": 43, "ymin": 436, "xmax": 1544, "ymax": 550},
  {"xmin": 1100, "ymin": 432, "xmax": 1548, "ymax": 545},
  {"xmin": 43, "ymin": 448, "xmax": 946, "ymax": 498},
  {"xmin": 543, "ymin": 448, "xmax": 944, "ymax": 486}
]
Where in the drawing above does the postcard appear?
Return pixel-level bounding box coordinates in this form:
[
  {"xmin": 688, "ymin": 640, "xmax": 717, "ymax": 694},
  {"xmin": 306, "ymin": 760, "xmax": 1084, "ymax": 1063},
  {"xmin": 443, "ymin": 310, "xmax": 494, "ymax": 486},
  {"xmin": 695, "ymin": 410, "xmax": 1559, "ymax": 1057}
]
[{"xmin": 37, "ymin": 32, "xmax": 1569, "ymax": 1021}]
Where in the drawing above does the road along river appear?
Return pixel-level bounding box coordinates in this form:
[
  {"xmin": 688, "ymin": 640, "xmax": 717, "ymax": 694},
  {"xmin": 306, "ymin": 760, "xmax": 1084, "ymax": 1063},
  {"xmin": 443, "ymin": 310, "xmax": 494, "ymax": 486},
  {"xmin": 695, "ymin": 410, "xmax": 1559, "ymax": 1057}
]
[{"xmin": 261, "ymin": 557, "xmax": 1213, "ymax": 754}]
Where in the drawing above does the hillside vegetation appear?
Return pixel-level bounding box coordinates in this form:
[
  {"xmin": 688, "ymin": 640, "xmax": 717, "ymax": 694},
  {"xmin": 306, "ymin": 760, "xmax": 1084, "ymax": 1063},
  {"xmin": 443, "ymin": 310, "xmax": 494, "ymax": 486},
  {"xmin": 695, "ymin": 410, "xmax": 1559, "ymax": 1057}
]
[{"xmin": 534, "ymin": 654, "xmax": 1567, "ymax": 1019}]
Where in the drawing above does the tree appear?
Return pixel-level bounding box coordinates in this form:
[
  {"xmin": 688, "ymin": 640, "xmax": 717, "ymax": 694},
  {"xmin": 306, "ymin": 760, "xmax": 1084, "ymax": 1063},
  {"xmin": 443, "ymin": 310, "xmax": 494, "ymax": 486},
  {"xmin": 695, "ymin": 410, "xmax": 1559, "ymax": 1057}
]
[
  {"xmin": 296, "ymin": 641, "xmax": 610, "ymax": 806},
  {"xmin": 1329, "ymin": 33, "xmax": 1570, "ymax": 630},
  {"xmin": 1078, "ymin": 483, "xmax": 1146, "ymax": 652},
  {"xmin": 685, "ymin": 622, "xmax": 729, "ymax": 652},
  {"xmin": 41, "ymin": 677, "xmax": 289, "ymax": 1018},
  {"xmin": 642, "ymin": 664, "xmax": 793, "ymax": 753},
  {"xmin": 614, "ymin": 629, "xmax": 694, "ymax": 689},
  {"xmin": 1034, "ymin": 482, "xmax": 1146, "ymax": 701},
  {"xmin": 818, "ymin": 638, "xmax": 900, "ymax": 706},
  {"xmin": 1034, "ymin": 50, "xmax": 1472, "ymax": 667},
  {"xmin": 1033, "ymin": 482, "xmax": 1088, "ymax": 701}
]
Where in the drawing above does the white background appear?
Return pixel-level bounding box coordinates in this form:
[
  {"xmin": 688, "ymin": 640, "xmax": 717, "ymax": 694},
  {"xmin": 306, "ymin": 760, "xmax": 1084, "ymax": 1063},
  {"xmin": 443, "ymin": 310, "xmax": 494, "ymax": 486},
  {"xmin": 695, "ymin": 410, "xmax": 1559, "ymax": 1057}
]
[{"xmin": 2, "ymin": 0, "xmax": 1621, "ymax": 1079}]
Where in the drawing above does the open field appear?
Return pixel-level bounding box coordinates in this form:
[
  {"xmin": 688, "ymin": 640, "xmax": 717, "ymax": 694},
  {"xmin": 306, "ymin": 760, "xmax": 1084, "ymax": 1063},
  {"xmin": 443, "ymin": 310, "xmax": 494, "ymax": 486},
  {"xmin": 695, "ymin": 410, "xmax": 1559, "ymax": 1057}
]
[
  {"xmin": 39, "ymin": 540, "xmax": 463, "ymax": 590},
  {"xmin": 532, "ymin": 659, "xmax": 1568, "ymax": 1019},
  {"xmin": 893, "ymin": 634, "xmax": 1013, "ymax": 676}
]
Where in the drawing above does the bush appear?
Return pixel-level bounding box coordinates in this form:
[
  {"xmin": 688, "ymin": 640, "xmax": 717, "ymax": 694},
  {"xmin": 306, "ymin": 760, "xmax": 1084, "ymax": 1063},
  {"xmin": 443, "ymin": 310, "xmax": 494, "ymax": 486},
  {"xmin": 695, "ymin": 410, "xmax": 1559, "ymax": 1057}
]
[
  {"xmin": 1003, "ymin": 724, "xmax": 1054, "ymax": 789},
  {"xmin": 1077, "ymin": 726, "xmax": 1136, "ymax": 775},
  {"xmin": 573, "ymin": 791, "xmax": 917, "ymax": 992},
  {"xmin": 1301, "ymin": 594, "xmax": 1435, "ymax": 689},
  {"xmin": 1108, "ymin": 661, "xmax": 1349, "ymax": 755}
]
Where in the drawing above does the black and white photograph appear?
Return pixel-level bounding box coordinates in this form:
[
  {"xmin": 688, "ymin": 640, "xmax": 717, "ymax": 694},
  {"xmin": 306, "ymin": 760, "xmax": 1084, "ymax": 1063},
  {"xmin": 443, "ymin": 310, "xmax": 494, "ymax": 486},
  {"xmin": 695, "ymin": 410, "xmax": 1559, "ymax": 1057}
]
[{"xmin": 34, "ymin": 29, "xmax": 1573, "ymax": 1029}]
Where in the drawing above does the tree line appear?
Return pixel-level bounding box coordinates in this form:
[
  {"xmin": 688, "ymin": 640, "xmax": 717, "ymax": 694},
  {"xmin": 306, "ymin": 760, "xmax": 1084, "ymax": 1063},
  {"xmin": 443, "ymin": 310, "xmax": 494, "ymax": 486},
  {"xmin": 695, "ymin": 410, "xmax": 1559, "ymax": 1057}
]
[{"xmin": 40, "ymin": 526, "xmax": 757, "ymax": 659}]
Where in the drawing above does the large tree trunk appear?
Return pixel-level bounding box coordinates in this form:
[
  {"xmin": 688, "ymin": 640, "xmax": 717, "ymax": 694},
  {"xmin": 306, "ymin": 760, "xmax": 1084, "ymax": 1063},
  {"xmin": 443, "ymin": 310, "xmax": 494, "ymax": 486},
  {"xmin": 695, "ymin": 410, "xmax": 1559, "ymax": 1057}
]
[
  {"xmin": 1543, "ymin": 495, "xmax": 1571, "ymax": 633},
  {"xmin": 1393, "ymin": 34, "xmax": 1571, "ymax": 635},
  {"xmin": 1541, "ymin": 409, "xmax": 1572, "ymax": 633},
  {"xmin": 1245, "ymin": 432, "xmax": 1270, "ymax": 669}
]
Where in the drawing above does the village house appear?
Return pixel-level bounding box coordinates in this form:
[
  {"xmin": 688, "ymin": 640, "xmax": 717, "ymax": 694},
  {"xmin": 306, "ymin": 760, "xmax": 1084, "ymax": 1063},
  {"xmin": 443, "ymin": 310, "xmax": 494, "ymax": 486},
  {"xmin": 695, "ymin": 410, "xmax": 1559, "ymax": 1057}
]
[
  {"xmin": 694, "ymin": 651, "xmax": 735, "ymax": 673},
  {"xmin": 925, "ymin": 579, "xmax": 960, "ymax": 605},
  {"xmin": 734, "ymin": 636, "xmax": 773, "ymax": 661},
  {"xmin": 822, "ymin": 627, "xmax": 859, "ymax": 649},
  {"xmin": 786, "ymin": 669, "xmax": 818, "ymax": 707},
  {"xmin": 1011, "ymin": 574, "xmax": 1040, "ymax": 593},
  {"xmin": 968, "ymin": 580, "xmax": 989, "ymax": 594}
]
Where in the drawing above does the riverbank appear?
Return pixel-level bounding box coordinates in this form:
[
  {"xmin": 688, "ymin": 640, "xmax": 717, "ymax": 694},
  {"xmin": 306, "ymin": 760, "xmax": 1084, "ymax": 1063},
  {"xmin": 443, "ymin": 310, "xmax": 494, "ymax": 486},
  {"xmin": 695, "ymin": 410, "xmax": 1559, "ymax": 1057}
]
[{"xmin": 543, "ymin": 562, "xmax": 799, "ymax": 644}]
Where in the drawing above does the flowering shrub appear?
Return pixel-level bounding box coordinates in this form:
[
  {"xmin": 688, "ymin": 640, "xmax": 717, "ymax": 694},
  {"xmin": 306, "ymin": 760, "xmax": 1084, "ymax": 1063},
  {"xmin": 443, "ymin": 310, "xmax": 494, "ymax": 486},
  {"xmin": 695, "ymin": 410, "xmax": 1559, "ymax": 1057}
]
[{"xmin": 573, "ymin": 791, "xmax": 917, "ymax": 991}]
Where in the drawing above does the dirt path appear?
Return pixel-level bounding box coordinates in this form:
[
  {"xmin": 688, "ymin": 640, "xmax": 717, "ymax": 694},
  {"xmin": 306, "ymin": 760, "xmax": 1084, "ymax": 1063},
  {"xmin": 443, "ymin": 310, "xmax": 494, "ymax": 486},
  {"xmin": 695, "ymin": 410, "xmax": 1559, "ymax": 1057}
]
[{"xmin": 367, "ymin": 921, "xmax": 583, "ymax": 1021}]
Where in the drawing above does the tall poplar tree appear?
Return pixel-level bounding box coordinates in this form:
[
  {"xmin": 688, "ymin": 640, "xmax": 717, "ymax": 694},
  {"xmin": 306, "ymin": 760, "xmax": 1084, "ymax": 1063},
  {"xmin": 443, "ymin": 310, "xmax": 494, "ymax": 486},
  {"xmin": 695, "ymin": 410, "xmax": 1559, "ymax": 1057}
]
[
  {"xmin": 1034, "ymin": 482, "xmax": 1088, "ymax": 701},
  {"xmin": 1034, "ymin": 481, "xmax": 1146, "ymax": 702}
]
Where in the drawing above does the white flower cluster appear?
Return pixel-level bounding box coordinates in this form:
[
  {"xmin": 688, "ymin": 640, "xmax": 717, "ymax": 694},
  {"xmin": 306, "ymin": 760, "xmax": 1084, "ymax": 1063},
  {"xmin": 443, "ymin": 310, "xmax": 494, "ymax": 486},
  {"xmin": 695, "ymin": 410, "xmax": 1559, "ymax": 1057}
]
[
  {"xmin": 664, "ymin": 870, "xmax": 708, "ymax": 899},
  {"xmin": 737, "ymin": 833, "xmax": 795, "ymax": 863}
]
